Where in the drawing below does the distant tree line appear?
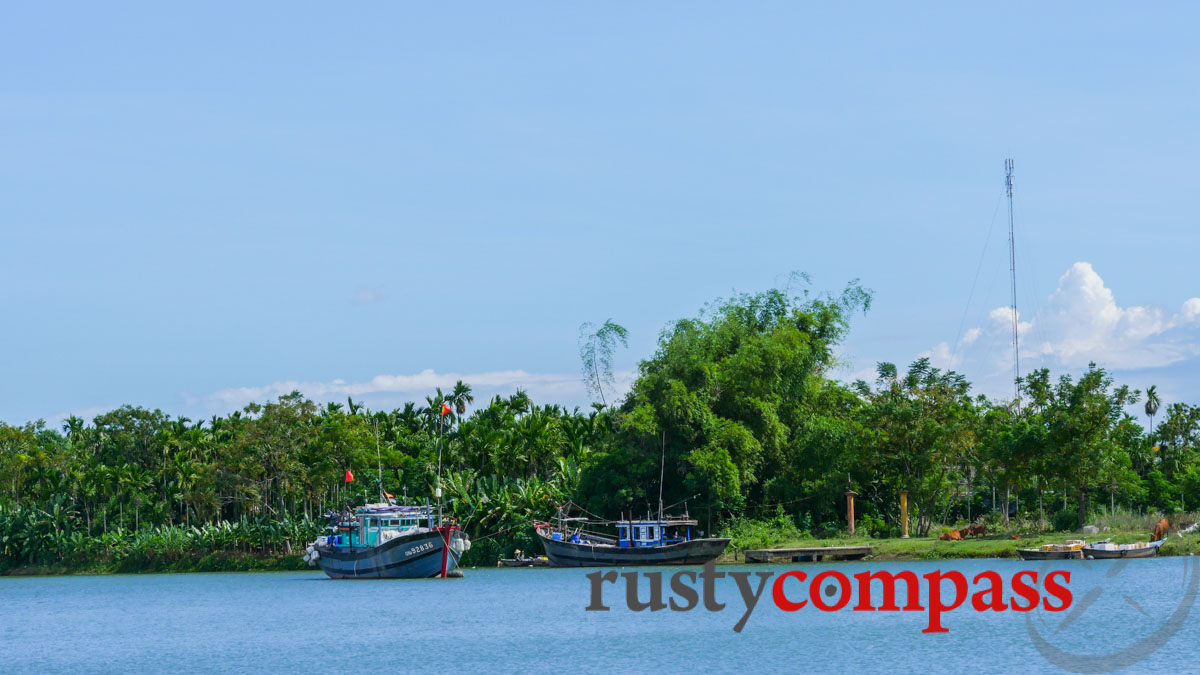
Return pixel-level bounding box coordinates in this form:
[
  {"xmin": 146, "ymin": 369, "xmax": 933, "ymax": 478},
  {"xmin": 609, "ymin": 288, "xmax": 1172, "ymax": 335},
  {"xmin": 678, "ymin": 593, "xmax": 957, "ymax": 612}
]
[{"xmin": 3, "ymin": 279, "xmax": 1199, "ymax": 570}]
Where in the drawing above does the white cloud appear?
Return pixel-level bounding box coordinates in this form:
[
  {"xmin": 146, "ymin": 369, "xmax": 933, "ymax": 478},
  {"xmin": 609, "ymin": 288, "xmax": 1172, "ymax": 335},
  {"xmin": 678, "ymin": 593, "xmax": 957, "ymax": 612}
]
[
  {"xmin": 1184, "ymin": 298, "xmax": 1200, "ymax": 323},
  {"xmin": 987, "ymin": 307, "xmax": 1033, "ymax": 338},
  {"xmin": 917, "ymin": 341, "xmax": 961, "ymax": 370},
  {"xmin": 917, "ymin": 262, "xmax": 1200, "ymax": 399},
  {"xmin": 1025, "ymin": 262, "xmax": 1196, "ymax": 370},
  {"xmin": 205, "ymin": 368, "xmax": 635, "ymax": 413}
]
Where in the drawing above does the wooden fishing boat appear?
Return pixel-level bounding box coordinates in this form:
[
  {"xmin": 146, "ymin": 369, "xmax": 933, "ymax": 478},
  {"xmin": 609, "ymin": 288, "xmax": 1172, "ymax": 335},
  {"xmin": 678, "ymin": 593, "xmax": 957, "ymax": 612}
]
[
  {"xmin": 534, "ymin": 515, "xmax": 729, "ymax": 567},
  {"xmin": 1017, "ymin": 547, "xmax": 1083, "ymax": 560},
  {"xmin": 539, "ymin": 445, "xmax": 730, "ymax": 567},
  {"xmin": 307, "ymin": 420, "xmax": 471, "ymax": 578},
  {"xmin": 1017, "ymin": 539, "xmax": 1085, "ymax": 561},
  {"xmin": 1081, "ymin": 538, "xmax": 1166, "ymax": 559},
  {"xmin": 306, "ymin": 502, "xmax": 471, "ymax": 579},
  {"xmin": 499, "ymin": 556, "xmax": 550, "ymax": 567}
]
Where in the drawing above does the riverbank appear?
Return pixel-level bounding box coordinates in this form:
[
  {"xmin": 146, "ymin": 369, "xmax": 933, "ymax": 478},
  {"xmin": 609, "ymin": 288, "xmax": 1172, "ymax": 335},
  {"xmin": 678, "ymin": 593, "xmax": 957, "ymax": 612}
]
[
  {"xmin": 721, "ymin": 528, "xmax": 1200, "ymax": 562},
  {"xmin": 1, "ymin": 552, "xmax": 309, "ymax": 576},
  {"xmin": 7, "ymin": 528, "xmax": 1200, "ymax": 576}
]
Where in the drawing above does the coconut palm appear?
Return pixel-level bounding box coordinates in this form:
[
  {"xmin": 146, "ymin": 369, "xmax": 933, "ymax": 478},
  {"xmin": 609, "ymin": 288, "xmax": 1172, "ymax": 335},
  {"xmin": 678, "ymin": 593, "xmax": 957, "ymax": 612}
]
[
  {"xmin": 61, "ymin": 415, "xmax": 85, "ymax": 443},
  {"xmin": 1145, "ymin": 385, "xmax": 1161, "ymax": 442},
  {"xmin": 449, "ymin": 380, "xmax": 475, "ymax": 416}
]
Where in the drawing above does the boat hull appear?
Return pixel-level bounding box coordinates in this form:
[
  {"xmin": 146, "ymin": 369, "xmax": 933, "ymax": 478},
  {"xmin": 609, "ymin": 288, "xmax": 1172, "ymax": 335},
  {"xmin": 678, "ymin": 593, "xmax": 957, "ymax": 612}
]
[
  {"xmin": 1017, "ymin": 548, "xmax": 1082, "ymax": 560},
  {"xmin": 536, "ymin": 530, "xmax": 729, "ymax": 567},
  {"xmin": 316, "ymin": 528, "xmax": 463, "ymax": 579},
  {"xmin": 1082, "ymin": 543, "xmax": 1163, "ymax": 559},
  {"xmin": 499, "ymin": 557, "xmax": 550, "ymax": 567}
]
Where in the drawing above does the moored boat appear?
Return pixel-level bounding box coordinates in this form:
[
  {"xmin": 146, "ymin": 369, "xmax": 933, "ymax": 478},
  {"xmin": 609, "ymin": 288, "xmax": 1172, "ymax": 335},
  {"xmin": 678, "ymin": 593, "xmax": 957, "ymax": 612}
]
[
  {"xmin": 1017, "ymin": 540, "xmax": 1084, "ymax": 561},
  {"xmin": 1081, "ymin": 538, "xmax": 1166, "ymax": 559},
  {"xmin": 499, "ymin": 556, "xmax": 550, "ymax": 567},
  {"xmin": 534, "ymin": 514, "xmax": 729, "ymax": 567},
  {"xmin": 306, "ymin": 503, "xmax": 471, "ymax": 579}
]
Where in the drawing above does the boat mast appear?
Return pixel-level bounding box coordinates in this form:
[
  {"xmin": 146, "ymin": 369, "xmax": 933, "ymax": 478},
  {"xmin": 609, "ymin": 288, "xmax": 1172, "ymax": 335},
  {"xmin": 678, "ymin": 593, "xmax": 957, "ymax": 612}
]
[
  {"xmin": 657, "ymin": 432, "xmax": 665, "ymax": 544},
  {"xmin": 374, "ymin": 419, "xmax": 383, "ymax": 503},
  {"xmin": 436, "ymin": 406, "xmax": 444, "ymax": 526},
  {"xmin": 1005, "ymin": 158, "xmax": 1021, "ymax": 411}
]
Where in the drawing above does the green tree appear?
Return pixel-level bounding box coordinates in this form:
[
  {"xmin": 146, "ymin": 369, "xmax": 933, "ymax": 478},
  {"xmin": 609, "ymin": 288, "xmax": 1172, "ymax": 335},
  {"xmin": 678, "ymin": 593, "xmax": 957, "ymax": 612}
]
[
  {"xmin": 582, "ymin": 280, "xmax": 871, "ymax": 527},
  {"xmin": 858, "ymin": 358, "xmax": 976, "ymax": 535},
  {"xmin": 1034, "ymin": 364, "xmax": 1139, "ymax": 530}
]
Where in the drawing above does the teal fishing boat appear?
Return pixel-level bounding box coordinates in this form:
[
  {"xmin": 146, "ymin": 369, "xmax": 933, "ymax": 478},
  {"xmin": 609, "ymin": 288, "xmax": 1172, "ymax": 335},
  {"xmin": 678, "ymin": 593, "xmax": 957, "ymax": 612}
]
[
  {"xmin": 306, "ymin": 502, "xmax": 470, "ymax": 579},
  {"xmin": 306, "ymin": 413, "xmax": 470, "ymax": 578}
]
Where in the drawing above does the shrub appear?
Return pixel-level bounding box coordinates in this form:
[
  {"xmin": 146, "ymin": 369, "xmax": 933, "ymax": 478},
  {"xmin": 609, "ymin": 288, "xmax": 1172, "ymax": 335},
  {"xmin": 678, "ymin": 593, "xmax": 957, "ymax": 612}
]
[
  {"xmin": 858, "ymin": 513, "xmax": 888, "ymax": 539},
  {"xmin": 719, "ymin": 508, "xmax": 806, "ymax": 550},
  {"xmin": 1051, "ymin": 509, "xmax": 1078, "ymax": 532}
]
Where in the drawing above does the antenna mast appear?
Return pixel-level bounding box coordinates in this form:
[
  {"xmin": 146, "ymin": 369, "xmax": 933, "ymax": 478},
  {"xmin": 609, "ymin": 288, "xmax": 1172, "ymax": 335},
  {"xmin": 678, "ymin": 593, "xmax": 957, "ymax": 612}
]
[{"xmin": 1005, "ymin": 158, "xmax": 1021, "ymax": 410}]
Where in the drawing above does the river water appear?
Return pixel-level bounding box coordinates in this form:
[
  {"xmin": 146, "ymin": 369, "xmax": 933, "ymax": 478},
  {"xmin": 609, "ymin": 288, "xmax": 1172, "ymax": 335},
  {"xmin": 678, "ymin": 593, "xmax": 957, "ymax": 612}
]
[{"xmin": 2, "ymin": 557, "xmax": 1198, "ymax": 672}]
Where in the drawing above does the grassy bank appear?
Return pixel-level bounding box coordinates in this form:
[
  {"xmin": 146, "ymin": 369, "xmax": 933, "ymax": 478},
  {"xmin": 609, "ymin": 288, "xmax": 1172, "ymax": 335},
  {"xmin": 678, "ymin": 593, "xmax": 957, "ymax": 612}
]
[
  {"xmin": 720, "ymin": 529, "xmax": 1200, "ymax": 562},
  {"xmin": 8, "ymin": 518, "xmax": 1200, "ymax": 575}
]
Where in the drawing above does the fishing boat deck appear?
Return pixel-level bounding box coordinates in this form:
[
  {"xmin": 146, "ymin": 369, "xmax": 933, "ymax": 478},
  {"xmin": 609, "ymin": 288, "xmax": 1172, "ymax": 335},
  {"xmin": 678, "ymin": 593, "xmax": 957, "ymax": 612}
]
[{"xmin": 744, "ymin": 545, "xmax": 872, "ymax": 563}]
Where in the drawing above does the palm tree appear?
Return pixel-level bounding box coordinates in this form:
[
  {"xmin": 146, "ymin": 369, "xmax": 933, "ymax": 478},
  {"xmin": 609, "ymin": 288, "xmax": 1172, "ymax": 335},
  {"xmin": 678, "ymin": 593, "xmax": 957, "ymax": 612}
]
[
  {"xmin": 449, "ymin": 381, "xmax": 475, "ymax": 416},
  {"xmin": 420, "ymin": 390, "xmax": 446, "ymax": 431},
  {"xmin": 507, "ymin": 389, "xmax": 532, "ymax": 416},
  {"xmin": 62, "ymin": 416, "xmax": 85, "ymax": 444},
  {"xmin": 1145, "ymin": 385, "xmax": 1161, "ymax": 443}
]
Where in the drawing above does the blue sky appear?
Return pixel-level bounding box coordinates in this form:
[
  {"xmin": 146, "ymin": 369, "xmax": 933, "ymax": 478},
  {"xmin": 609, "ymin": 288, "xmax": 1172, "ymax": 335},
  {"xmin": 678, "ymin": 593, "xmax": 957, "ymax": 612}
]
[{"xmin": 3, "ymin": 3, "xmax": 1199, "ymax": 425}]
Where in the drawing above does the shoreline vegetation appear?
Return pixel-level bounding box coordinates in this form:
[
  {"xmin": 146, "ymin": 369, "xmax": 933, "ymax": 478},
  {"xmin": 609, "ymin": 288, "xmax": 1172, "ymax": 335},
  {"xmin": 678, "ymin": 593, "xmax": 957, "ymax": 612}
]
[
  {"xmin": 721, "ymin": 530, "xmax": 1200, "ymax": 564},
  {"xmin": 10, "ymin": 524, "xmax": 1200, "ymax": 577},
  {"xmin": 5, "ymin": 280, "xmax": 1200, "ymax": 577}
]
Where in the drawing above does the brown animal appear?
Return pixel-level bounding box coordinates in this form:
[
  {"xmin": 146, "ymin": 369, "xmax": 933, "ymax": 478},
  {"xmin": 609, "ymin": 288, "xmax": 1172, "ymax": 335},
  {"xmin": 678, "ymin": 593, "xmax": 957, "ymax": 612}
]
[
  {"xmin": 1152, "ymin": 518, "xmax": 1169, "ymax": 541},
  {"xmin": 939, "ymin": 529, "xmax": 963, "ymax": 541},
  {"xmin": 962, "ymin": 523, "xmax": 987, "ymax": 538}
]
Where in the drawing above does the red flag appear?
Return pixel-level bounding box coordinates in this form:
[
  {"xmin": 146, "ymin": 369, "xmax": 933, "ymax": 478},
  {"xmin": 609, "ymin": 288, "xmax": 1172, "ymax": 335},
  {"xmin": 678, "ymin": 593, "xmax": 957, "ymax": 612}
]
[
  {"xmin": 384, "ymin": 492, "xmax": 394, "ymax": 499},
  {"xmin": 440, "ymin": 402, "xmax": 452, "ymax": 417},
  {"xmin": 345, "ymin": 469, "xmax": 355, "ymax": 483}
]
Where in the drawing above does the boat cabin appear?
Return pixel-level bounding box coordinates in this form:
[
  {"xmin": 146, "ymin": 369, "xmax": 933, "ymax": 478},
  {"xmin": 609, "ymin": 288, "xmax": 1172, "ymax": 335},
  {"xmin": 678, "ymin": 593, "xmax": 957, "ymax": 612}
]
[
  {"xmin": 329, "ymin": 503, "xmax": 435, "ymax": 548},
  {"xmin": 616, "ymin": 518, "xmax": 696, "ymax": 547}
]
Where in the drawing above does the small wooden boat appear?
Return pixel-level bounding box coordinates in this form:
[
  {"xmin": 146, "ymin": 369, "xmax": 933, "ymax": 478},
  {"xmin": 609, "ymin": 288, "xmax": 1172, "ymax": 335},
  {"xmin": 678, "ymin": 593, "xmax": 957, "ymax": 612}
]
[
  {"xmin": 498, "ymin": 556, "xmax": 550, "ymax": 567},
  {"xmin": 1017, "ymin": 547, "xmax": 1083, "ymax": 560},
  {"xmin": 1081, "ymin": 538, "xmax": 1166, "ymax": 559},
  {"xmin": 1017, "ymin": 539, "xmax": 1085, "ymax": 561}
]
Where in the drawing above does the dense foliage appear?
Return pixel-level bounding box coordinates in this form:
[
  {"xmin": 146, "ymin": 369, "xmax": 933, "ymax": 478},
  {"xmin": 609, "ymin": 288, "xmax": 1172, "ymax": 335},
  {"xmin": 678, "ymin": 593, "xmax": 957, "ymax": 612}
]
[{"xmin": 3, "ymin": 280, "xmax": 1199, "ymax": 571}]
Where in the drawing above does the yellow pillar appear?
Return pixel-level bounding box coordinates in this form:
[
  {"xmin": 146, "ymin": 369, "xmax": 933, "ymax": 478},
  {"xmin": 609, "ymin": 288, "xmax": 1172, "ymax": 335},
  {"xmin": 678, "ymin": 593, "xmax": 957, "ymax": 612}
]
[
  {"xmin": 900, "ymin": 490, "xmax": 910, "ymax": 539},
  {"xmin": 845, "ymin": 490, "xmax": 857, "ymax": 535}
]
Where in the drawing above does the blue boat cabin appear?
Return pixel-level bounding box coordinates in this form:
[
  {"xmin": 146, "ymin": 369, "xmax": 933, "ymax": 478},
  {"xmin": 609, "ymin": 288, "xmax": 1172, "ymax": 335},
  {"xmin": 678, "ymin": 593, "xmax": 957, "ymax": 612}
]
[{"xmin": 617, "ymin": 519, "xmax": 694, "ymax": 547}]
